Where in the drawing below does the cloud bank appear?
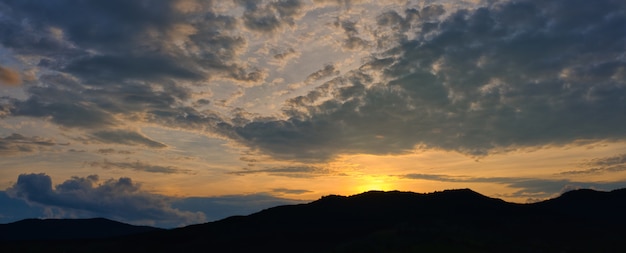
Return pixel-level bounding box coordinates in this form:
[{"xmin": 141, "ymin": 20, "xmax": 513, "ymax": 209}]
[
  {"xmin": 233, "ymin": 0, "xmax": 626, "ymax": 160},
  {"xmin": 2, "ymin": 173, "xmax": 305, "ymax": 227},
  {"xmin": 0, "ymin": 133, "xmax": 59, "ymax": 156},
  {"xmin": 6, "ymin": 173, "xmax": 205, "ymax": 227},
  {"xmin": 400, "ymin": 173, "xmax": 626, "ymax": 201},
  {"xmin": 561, "ymin": 153, "xmax": 626, "ymax": 175},
  {"xmin": 88, "ymin": 160, "xmax": 192, "ymax": 174},
  {"xmin": 2, "ymin": 0, "xmax": 622, "ymax": 161}
]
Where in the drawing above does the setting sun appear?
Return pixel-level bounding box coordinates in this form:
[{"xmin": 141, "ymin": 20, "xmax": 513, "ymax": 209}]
[{"xmin": 353, "ymin": 176, "xmax": 397, "ymax": 193}]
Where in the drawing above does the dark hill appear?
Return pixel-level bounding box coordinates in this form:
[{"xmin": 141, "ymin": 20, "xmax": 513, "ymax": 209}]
[
  {"xmin": 3, "ymin": 188, "xmax": 626, "ymax": 252},
  {"xmin": 0, "ymin": 218, "xmax": 162, "ymax": 241}
]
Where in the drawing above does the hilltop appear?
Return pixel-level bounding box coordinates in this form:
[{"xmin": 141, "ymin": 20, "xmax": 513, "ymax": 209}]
[{"xmin": 3, "ymin": 188, "xmax": 626, "ymax": 252}]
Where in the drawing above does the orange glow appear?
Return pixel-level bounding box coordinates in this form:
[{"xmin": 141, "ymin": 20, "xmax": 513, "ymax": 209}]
[{"xmin": 352, "ymin": 175, "xmax": 397, "ymax": 193}]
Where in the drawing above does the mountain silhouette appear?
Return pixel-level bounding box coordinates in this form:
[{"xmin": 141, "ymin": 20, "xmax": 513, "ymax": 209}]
[
  {"xmin": 3, "ymin": 188, "xmax": 626, "ymax": 252},
  {"xmin": 0, "ymin": 217, "xmax": 161, "ymax": 241}
]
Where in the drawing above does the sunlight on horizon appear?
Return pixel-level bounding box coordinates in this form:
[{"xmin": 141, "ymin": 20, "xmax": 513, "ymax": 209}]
[{"xmin": 352, "ymin": 175, "xmax": 398, "ymax": 194}]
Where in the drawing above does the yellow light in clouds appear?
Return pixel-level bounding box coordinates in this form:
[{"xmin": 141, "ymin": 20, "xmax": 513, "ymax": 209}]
[{"xmin": 353, "ymin": 175, "xmax": 397, "ymax": 193}]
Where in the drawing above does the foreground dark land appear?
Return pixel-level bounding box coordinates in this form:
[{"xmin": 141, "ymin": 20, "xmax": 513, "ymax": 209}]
[{"xmin": 2, "ymin": 188, "xmax": 626, "ymax": 252}]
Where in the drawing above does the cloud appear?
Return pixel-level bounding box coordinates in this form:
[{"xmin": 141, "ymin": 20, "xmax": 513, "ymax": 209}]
[
  {"xmin": 0, "ymin": 65, "xmax": 21, "ymax": 86},
  {"xmin": 273, "ymin": 48, "xmax": 298, "ymax": 61},
  {"xmin": 0, "ymin": 133, "xmax": 59, "ymax": 156},
  {"xmin": 399, "ymin": 173, "xmax": 626, "ymax": 200},
  {"xmin": 0, "ymin": 0, "xmax": 259, "ymax": 130},
  {"xmin": 271, "ymin": 188, "xmax": 312, "ymax": 194},
  {"xmin": 269, "ymin": 47, "xmax": 301, "ymax": 69},
  {"xmin": 10, "ymin": 74, "xmax": 118, "ymax": 128},
  {"xmin": 0, "ymin": 1, "xmax": 363, "ymax": 144},
  {"xmin": 587, "ymin": 154, "xmax": 626, "ymax": 167},
  {"xmin": 1, "ymin": 188, "xmax": 305, "ymax": 226},
  {"xmin": 419, "ymin": 4, "xmax": 445, "ymax": 21},
  {"xmin": 0, "ymin": 191, "xmax": 46, "ymax": 224},
  {"xmin": 373, "ymin": 8, "xmax": 422, "ymax": 49},
  {"xmin": 230, "ymin": 165, "xmax": 329, "ymax": 178},
  {"xmin": 8, "ymin": 73, "xmax": 200, "ymax": 131},
  {"xmin": 5, "ymin": 71, "xmax": 228, "ymax": 136},
  {"xmin": 64, "ymin": 54, "xmax": 204, "ymax": 84},
  {"xmin": 13, "ymin": 99, "xmax": 117, "ymax": 129},
  {"xmin": 312, "ymin": 0, "xmax": 368, "ymax": 9},
  {"xmin": 334, "ymin": 19, "xmax": 370, "ymax": 50},
  {"xmin": 2, "ymin": 0, "xmax": 625, "ymax": 164},
  {"xmin": 233, "ymin": 0, "xmax": 626, "ymax": 161},
  {"xmin": 237, "ymin": 0, "xmax": 304, "ymax": 33},
  {"xmin": 96, "ymin": 148, "xmax": 134, "ymax": 155},
  {"xmin": 90, "ymin": 130, "xmax": 167, "ymax": 148},
  {"xmin": 304, "ymin": 64, "xmax": 340, "ymax": 84},
  {"xmin": 560, "ymin": 153, "xmax": 626, "ymax": 175},
  {"xmin": 5, "ymin": 173, "xmax": 205, "ymax": 227},
  {"xmin": 88, "ymin": 159, "xmax": 192, "ymax": 174}
]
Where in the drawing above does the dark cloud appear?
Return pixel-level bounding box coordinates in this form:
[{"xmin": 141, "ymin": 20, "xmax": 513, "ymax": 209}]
[
  {"xmin": 305, "ymin": 64, "xmax": 340, "ymax": 84},
  {"xmin": 234, "ymin": 119, "xmax": 338, "ymax": 160},
  {"xmin": 583, "ymin": 153, "xmax": 626, "ymax": 167},
  {"xmin": 95, "ymin": 148, "xmax": 117, "ymax": 155},
  {"xmin": 13, "ymin": 99, "xmax": 117, "ymax": 129},
  {"xmin": 0, "ymin": 133, "xmax": 58, "ymax": 156},
  {"xmin": 0, "ymin": 0, "xmax": 259, "ymax": 132},
  {"xmin": 144, "ymin": 106, "xmax": 230, "ymax": 136},
  {"xmin": 0, "ymin": 2, "xmax": 84, "ymax": 58},
  {"xmin": 5, "ymin": 173, "xmax": 205, "ymax": 227},
  {"xmin": 0, "ymin": 188, "xmax": 304, "ymax": 227},
  {"xmin": 419, "ymin": 4, "xmax": 445, "ymax": 21},
  {"xmin": 400, "ymin": 173, "xmax": 626, "ymax": 200},
  {"xmin": 91, "ymin": 80, "xmax": 190, "ymax": 114},
  {"xmin": 64, "ymin": 54, "xmax": 203, "ymax": 84},
  {"xmin": 0, "ymin": 191, "xmax": 45, "ymax": 224},
  {"xmin": 561, "ymin": 154, "xmax": 626, "ymax": 175},
  {"xmin": 194, "ymin": 99, "xmax": 211, "ymax": 106},
  {"xmin": 9, "ymin": 74, "xmax": 118, "ymax": 128},
  {"xmin": 96, "ymin": 148, "xmax": 134, "ymax": 155},
  {"xmin": 0, "ymin": 186, "xmax": 305, "ymax": 225},
  {"xmin": 376, "ymin": 10, "xmax": 408, "ymax": 28},
  {"xmin": 271, "ymin": 188, "xmax": 312, "ymax": 194},
  {"xmin": 273, "ymin": 48, "xmax": 298, "ymax": 60},
  {"xmin": 230, "ymin": 165, "xmax": 329, "ymax": 178},
  {"xmin": 237, "ymin": 0, "xmax": 303, "ymax": 33},
  {"xmin": 0, "ymin": 65, "xmax": 21, "ymax": 86},
  {"xmin": 335, "ymin": 19, "xmax": 370, "ymax": 50},
  {"xmin": 234, "ymin": 0, "xmax": 626, "ymax": 161},
  {"xmin": 235, "ymin": 71, "xmax": 423, "ymax": 160},
  {"xmin": 1, "ymin": 0, "xmax": 175, "ymax": 52},
  {"xmin": 2, "ymin": 0, "xmax": 625, "ymax": 165},
  {"xmin": 0, "ymin": 100, "xmax": 10, "ymax": 118},
  {"xmin": 7, "ymin": 72, "xmax": 209, "ymax": 132},
  {"xmin": 373, "ymin": 8, "xmax": 423, "ymax": 50},
  {"xmin": 88, "ymin": 160, "xmax": 192, "ymax": 174},
  {"xmin": 90, "ymin": 130, "xmax": 166, "ymax": 148}
]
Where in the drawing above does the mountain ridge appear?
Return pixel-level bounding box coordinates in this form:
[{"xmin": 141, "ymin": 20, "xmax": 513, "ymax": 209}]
[
  {"xmin": 0, "ymin": 217, "xmax": 162, "ymax": 241},
  {"xmin": 3, "ymin": 188, "xmax": 626, "ymax": 252}
]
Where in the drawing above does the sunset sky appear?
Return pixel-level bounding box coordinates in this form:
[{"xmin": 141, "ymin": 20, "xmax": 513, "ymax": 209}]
[{"xmin": 1, "ymin": 0, "xmax": 626, "ymax": 227}]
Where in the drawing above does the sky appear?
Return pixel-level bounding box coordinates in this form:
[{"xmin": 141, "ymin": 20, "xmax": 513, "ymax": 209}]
[{"xmin": 0, "ymin": 0, "xmax": 625, "ymax": 227}]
